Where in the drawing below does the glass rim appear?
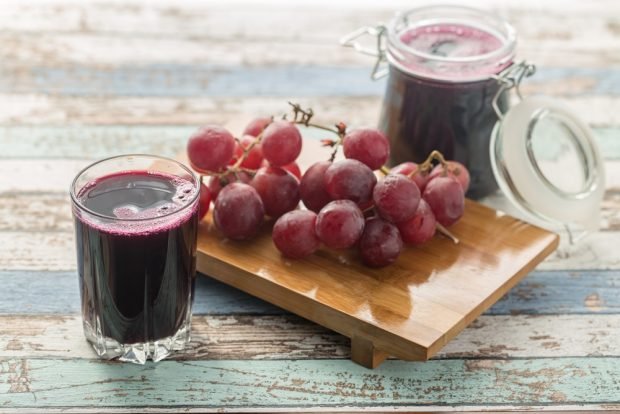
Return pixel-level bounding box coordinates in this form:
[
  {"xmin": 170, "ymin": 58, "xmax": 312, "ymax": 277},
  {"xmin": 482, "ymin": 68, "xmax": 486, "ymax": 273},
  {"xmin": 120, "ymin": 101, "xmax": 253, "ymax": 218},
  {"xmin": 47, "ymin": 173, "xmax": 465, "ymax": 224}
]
[
  {"xmin": 70, "ymin": 154, "xmax": 200, "ymax": 222},
  {"xmin": 387, "ymin": 4, "xmax": 517, "ymax": 65}
]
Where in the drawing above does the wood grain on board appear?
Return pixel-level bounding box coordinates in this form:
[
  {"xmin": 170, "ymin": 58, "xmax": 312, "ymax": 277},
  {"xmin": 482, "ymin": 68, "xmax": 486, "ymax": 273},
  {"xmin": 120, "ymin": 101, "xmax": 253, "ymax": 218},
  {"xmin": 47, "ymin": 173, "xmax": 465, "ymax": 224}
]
[{"xmin": 196, "ymin": 200, "xmax": 558, "ymax": 367}]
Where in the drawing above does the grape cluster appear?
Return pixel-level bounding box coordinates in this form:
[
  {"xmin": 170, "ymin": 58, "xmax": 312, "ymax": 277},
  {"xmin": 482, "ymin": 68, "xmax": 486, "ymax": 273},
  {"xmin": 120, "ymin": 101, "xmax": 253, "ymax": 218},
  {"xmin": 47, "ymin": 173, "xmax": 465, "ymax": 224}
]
[{"xmin": 186, "ymin": 104, "xmax": 469, "ymax": 268}]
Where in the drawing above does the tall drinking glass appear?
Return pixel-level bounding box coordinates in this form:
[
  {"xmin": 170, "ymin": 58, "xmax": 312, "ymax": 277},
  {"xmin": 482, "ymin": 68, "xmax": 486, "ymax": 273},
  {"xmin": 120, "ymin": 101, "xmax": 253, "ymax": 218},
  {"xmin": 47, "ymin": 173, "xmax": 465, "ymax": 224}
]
[{"xmin": 70, "ymin": 155, "xmax": 200, "ymax": 364}]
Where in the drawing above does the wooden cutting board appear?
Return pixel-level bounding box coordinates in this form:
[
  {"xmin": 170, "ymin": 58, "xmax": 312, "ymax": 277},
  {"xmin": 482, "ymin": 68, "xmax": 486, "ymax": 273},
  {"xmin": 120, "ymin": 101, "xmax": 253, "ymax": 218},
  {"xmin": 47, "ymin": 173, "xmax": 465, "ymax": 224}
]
[{"xmin": 196, "ymin": 198, "xmax": 558, "ymax": 368}]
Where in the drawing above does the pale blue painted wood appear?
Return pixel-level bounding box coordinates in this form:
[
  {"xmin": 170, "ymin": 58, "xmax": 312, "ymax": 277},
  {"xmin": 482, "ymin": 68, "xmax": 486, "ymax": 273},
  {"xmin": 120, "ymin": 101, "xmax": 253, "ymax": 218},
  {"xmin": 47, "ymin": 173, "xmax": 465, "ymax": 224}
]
[
  {"xmin": 0, "ymin": 357, "xmax": 619, "ymax": 408},
  {"xmin": 1, "ymin": 65, "xmax": 618, "ymax": 97},
  {"xmin": 2, "ymin": 270, "xmax": 618, "ymax": 315},
  {"xmin": 0, "ymin": 125, "xmax": 618, "ymax": 159},
  {"xmin": 0, "ymin": 65, "xmax": 383, "ymax": 97}
]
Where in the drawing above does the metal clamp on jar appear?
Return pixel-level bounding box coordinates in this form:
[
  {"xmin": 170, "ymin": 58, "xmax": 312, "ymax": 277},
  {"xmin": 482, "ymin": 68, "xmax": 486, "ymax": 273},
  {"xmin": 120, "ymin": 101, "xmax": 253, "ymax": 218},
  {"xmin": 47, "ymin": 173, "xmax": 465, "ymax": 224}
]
[{"xmin": 342, "ymin": 5, "xmax": 605, "ymax": 242}]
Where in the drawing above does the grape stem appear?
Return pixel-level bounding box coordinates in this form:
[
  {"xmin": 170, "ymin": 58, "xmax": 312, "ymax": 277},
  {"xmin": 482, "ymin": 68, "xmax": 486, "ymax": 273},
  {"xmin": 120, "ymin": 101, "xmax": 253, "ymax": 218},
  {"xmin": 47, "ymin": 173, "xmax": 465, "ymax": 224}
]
[
  {"xmin": 408, "ymin": 149, "xmax": 448, "ymax": 179},
  {"xmin": 288, "ymin": 102, "xmax": 346, "ymax": 162},
  {"xmin": 231, "ymin": 118, "xmax": 273, "ymax": 171},
  {"xmin": 379, "ymin": 166, "xmax": 391, "ymax": 175},
  {"xmin": 436, "ymin": 222, "xmax": 460, "ymax": 244}
]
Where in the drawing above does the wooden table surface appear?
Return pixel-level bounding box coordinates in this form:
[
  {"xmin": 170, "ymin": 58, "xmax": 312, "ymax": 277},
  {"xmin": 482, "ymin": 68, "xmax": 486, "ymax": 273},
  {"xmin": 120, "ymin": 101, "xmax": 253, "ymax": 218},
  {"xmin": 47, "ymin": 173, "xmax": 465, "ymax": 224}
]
[{"xmin": 1, "ymin": 0, "xmax": 619, "ymax": 412}]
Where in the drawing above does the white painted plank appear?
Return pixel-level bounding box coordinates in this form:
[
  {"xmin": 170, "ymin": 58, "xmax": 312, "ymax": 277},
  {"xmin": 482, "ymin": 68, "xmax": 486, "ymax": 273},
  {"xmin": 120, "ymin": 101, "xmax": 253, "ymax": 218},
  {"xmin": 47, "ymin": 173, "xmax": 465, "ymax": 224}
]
[
  {"xmin": 1, "ymin": 314, "xmax": 618, "ymax": 360},
  {"xmin": 0, "ymin": 232, "xmax": 75, "ymax": 271},
  {"xmin": 0, "ymin": 95, "xmax": 384, "ymax": 126},
  {"xmin": 0, "ymin": 159, "xmax": 88, "ymax": 193}
]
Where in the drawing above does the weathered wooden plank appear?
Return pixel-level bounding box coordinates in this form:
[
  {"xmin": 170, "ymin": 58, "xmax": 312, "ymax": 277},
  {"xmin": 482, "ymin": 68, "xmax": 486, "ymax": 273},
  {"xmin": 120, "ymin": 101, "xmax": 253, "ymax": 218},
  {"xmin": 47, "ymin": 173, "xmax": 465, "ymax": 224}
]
[
  {"xmin": 1, "ymin": 64, "xmax": 619, "ymax": 97},
  {"xmin": 1, "ymin": 357, "xmax": 619, "ymax": 408},
  {"xmin": 0, "ymin": 314, "xmax": 349, "ymax": 360},
  {"xmin": 0, "ymin": 193, "xmax": 72, "ymax": 232},
  {"xmin": 1, "ymin": 270, "xmax": 619, "ymax": 316},
  {"xmin": 0, "ymin": 232, "xmax": 75, "ymax": 271},
  {"xmin": 1, "ymin": 125, "xmax": 618, "ymax": 160},
  {"xmin": 0, "ymin": 95, "xmax": 618, "ymax": 127},
  {"xmin": 0, "ymin": 65, "xmax": 383, "ymax": 97},
  {"xmin": 0, "ymin": 3, "xmax": 618, "ymax": 68},
  {"xmin": 0, "ymin": 271, "xmax": 282, "ymax": 315},
  {"xmin": 1, "ymin": 313, "xmax": 618, "ymax": 360},
  {"xmin": 0, "ymin": 160, "xmax": 88, "ymax": 194}
]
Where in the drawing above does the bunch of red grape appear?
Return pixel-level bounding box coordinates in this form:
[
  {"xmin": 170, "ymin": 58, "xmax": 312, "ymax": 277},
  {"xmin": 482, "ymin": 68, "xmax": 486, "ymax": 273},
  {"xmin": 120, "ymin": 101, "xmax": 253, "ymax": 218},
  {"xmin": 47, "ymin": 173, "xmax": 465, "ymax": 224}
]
[{"xmin": 187, "ymin": 105, "xmax": 470, "ymax": 268}]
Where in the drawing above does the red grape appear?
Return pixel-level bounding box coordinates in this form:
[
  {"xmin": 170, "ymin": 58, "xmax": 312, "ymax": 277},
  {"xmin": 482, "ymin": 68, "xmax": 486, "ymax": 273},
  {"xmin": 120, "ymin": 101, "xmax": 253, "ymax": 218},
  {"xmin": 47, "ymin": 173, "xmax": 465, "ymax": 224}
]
[
  {"xmin": 343, "ymin": 128, "xmax": 390, "ymax": 170},
  {"xmin": 261, "ymin": 121, "xmax": 302, "ymax": 167},
  {"xmin": 422, "ymin": 176, "xmax": 464, "ymax": 227},
  {"xmin": 300, "ymin": 161, "xmax": 332, "ymax": 213},
  {"xmin": 324, "ymin": 159, "xmax": 377, "ymax": 205},
  {"xmin": 230, "ymin": 135, "xmax": 264, "ymax": 170},
  {"xmin": 373, "ymin": 174, "xmax": 420, "ymax": 223},
  {"xmin": 359, "ymin": 217, "xmax": 403, "ymax": 267},
  {"xmin": 213, "ymin": 183, "xmax": 264, "ymax": 240},
  {"xmin": 198, "ymin": 182, "xmax": 212, "ymax": 220},
  {"xmin": 187, "ymin": 125, "xmax": 236, "ymax": 172},
  {"xmin": 281, "ymin": 161, "xmax": 302, "ymax": 180},
  {"xmin": 390, "ymin": 161, "xmax": 430, "ymax": 192},
  {"xmin": 243, "ymin": 117, "xmax": 271, "ymax": 137},
  {"xmin": 315, "ymin": 200, "xmax": 364, "ymax": 249},
  {"xmin": 397, "ymin": 199, "xmax": 436, "ymax": 244},
  {"xmin": 208, "ymin": 171, "xmax": 251, "ymax": 200},
  {"xmin": 428, "ymin": 161, "xmax": 471, "ymax": 193},
  {"xmin": 251, "ymin": 166, "xmax": 300, "ymax": 218},
  {"xmin": 272, "ymin": 210, "xmax": 320, "ymax": 259}
]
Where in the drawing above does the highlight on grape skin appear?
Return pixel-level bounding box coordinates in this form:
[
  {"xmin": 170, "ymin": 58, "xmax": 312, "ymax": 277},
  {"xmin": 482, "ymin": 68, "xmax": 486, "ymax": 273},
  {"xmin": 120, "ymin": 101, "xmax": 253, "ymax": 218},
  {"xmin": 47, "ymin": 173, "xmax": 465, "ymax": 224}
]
[
  {"xmin": 243, "ymin": 117, "xmax": 271, "ymax": 137},
  {"xmin": 373, "ymin": 173, "xmax": 420, "ymax": 223},
  {"xmin": 359, "ymin": 217, "xmax": 403, "ymax": 268},
  {"xmin": 422, "ymin": 176, "xmax": 465, "ymax": 227},
  {"xmin": 273, "ymin": 210, "xmax": 321, "ymax": 259},
  {"xmin": 343, "ymin": 128, "xmax": 390, "ymax": 170},
  {"xmin": 324, "ymin": 159, "xmax": 377, "ymax": 206},
  {"xmin": 397, "ymin": 199, "xmax": 436, "ymax": 245},
  {"xmin": 261, "ymin": 121, "xmax": 303, "ymax": 167},
  {"xmin": 197, "ymin": 183, "xmax": 212, "ymax": 220},
  {"xmin": 187, "ymin": 125, "xmax": 236, "ymax": 172},
  {"xmin": 250, "ymin": 166, "xmax": 300, "ymax": 219},
  {"xmin": 428, "ymin": 160, "xmax": 471, "ymax": 193},
  {"xmin": 213, "ymin": 183, "xmax": 265, "ymax": 241},
  {"xmin": 390, "ymin": 161, "xmax": 430, "ymax": 192},
  {"xmin": 316, "ymin": 200, "xmax": 365, "ymax": 250},
  {"xmin": 300, "ymin": 161, "xmax": 332, "ymax": 213}
]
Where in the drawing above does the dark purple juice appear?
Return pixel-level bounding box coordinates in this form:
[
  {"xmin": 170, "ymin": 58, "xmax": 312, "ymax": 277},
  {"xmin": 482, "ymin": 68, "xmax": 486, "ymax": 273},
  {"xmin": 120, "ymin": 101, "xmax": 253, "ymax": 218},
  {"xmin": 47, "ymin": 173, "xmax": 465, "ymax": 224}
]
[
  {"xmin": 380, "ymin": 23, "xmax": 511, "ymax": 199},
  {"xmin": 74, "ymin": 171, "xmax": 199, "ymax": 345}
]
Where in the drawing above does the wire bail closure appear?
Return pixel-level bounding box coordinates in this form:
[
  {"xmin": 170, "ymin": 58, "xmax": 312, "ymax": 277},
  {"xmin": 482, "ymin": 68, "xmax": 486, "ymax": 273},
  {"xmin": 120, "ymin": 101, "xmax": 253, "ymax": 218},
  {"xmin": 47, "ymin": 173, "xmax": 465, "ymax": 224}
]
[
  {"xmin": 340, "ymin": 25, "xmax": 388, "ymax": 80},
  {"xmin": 491, "ymin": 61, "xmax": 536, "ymax": 119}
]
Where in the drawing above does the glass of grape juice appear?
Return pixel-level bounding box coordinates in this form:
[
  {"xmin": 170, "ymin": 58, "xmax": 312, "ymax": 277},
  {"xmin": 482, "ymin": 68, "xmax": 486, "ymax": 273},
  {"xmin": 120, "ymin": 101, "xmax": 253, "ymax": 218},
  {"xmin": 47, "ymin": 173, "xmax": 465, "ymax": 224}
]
[{"xmin": 70, "ymin": 155, "xmax": 200, "ymax": 364}]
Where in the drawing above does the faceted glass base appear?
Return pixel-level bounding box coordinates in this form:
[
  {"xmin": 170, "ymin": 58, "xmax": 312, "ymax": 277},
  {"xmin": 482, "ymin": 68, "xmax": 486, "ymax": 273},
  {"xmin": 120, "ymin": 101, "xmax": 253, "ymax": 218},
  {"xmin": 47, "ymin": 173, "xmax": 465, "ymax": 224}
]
[{"xmin": 83, "ymin": 317, "xmax": 192, "ymax": 364}]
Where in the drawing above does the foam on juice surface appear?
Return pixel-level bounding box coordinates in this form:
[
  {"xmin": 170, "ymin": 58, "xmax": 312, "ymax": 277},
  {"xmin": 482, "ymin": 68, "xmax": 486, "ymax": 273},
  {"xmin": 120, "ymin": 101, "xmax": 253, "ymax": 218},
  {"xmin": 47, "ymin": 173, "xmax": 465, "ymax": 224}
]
[
  {"xmin": 76, "ymin": 171, "xmax": 198, "ymax": 236},
  {"xmin": 401, "ymin": 23, "xmax": 503, "ymax": 57},
  {"xmin": 397, "ymin": 23, "xmax": 508, "ymax": 79}
]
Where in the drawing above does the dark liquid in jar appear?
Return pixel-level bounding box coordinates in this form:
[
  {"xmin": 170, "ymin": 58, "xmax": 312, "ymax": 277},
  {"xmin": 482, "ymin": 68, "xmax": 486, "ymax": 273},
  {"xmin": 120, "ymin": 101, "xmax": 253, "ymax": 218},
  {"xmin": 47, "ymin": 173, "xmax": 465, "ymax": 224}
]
[
  {"xmin": 74, "ymin": 171, "xmax": 198, "ymax": 344},
  {"xmin": 379, "ymin": 23, "xmax": 510, "ymax": 199}
]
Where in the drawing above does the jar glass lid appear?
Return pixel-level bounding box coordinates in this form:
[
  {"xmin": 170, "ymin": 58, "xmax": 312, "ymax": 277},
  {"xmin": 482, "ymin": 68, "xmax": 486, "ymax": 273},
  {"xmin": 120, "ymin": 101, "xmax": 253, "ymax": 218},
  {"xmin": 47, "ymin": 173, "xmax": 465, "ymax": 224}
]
[{"xmin": 490, "ymin": 96, "xmax": 605, "ymax": 236}]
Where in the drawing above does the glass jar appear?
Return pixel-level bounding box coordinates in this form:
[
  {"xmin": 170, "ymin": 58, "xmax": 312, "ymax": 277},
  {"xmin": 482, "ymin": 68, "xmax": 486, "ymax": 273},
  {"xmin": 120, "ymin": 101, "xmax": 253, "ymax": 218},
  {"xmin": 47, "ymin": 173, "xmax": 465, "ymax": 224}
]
[
  {"xmin": 342, "ymin": 5, "xmax": 605, "ymax": 240},
  {"xmin": 373, "ymin": 5, "xmax": 516, "ymax": 199}
]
